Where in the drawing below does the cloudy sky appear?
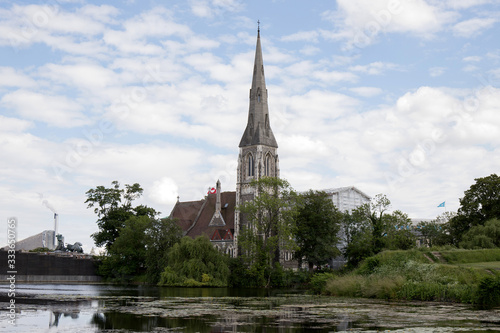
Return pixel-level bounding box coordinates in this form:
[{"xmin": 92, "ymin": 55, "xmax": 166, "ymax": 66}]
[{"xmin": 1, "ymin": 0, "xmax": 500, "ymax": 251}]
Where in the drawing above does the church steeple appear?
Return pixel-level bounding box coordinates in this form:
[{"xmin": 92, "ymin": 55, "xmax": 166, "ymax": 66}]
[{"xmin": 239, "ymin": 28, "xmax": 278, "ymax": 148}]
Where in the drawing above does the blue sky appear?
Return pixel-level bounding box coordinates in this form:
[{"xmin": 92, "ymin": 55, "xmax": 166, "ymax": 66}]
[{"xmin": 1, "ymin": 0, "xmax": 500, "ymax": 251}]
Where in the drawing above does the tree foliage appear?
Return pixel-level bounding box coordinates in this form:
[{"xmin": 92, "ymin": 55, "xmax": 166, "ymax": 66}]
[
  {"xmin": 294, "ymin": 190, "xmax": 342, "ymax": 270},
  {"xmin": 450, "ymin": 174, "xmax": 500, "ymax": 244},
  {"xmin": 159, "ymin": 236, "xmax": 230, "ymax": 287},
  {"xmin": 342, "ymin": 194, "xmax": 417, "ymax": 267},
  {"xmin": 460, "ymin": 218, "xmax": 500, "ymax": 249},
  {"xmin": 86, "ymin": 181, "xmax": 157, "ymax": 250},
  {"xmin": 99, "ymin": 215, "xmax": 150, "ymax": 280},
  {"xmin": 145, "ymin": 217, "xmax": 183, "ymax": 284},
  {"xmin": 238, "ymin": 177, "xmax": 298, "ymax": 266}
]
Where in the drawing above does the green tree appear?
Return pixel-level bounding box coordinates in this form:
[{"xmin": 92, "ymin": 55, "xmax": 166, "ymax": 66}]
[
  {"xmin": 460, "ymin": 218, "xmax": 500, "ymax": 249},
  {"xmin": 418, "ymin": 213, "xmax": 454, "ymax": 247},
  {"xmin": 159, "ymin": 236, "xmax": 230, "ymax": 287},
  {"xmin": 238, "ymin": 177, "xmax": 298, "ymax": 285},
  {"xmin": 384, "ymin": 210, "xmax": 415, "ymax": 250},
  {"xmin": 342, "ymin": 195, "xmax": 414, "ymax": 267},
  {"xmin": 450, "ymin": 174, "xmax": 500, "ymax": 244},
  {"xmin": 98, "ymin": 215, "xmax": 150, "ymax": 281},
  {"xmin": 145, "ymin": 217, "xmax": 183, "ymax": 284},
  {"xmin": 368, "ymin": 194, "xmax": 391, "ymax": 253},
  {"xmin": 341, "ymin": 206, "xmax": 373, "ymax": 267},
  {"xmin": 85, "ymin": 181, "xmax": 157, "ymax": 250},
  {"xmin": 294, "ymin": 190, "xmax": 342, "ymax": 271}
]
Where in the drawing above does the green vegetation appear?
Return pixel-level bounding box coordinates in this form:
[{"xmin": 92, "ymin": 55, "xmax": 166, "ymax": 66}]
[
  {"xmin": 437, "ymin": 248, "xmax": 500, "ymax": 264},
  {"xmin": 238, "ymin": 177, "xmax": 299, "ymax": 286},
  {"xmin": 294, "ymin": 190, "xmax": 342, "ymax": 271},
  {"xmin": 29, "ymin": 247, "xmax": 51, "ymax": 252},
  {"xmin": 342, "ymin": 195, "xmax": 418, "ymax": 267},
  {"xmin": 449, "ymin": 174, "xmax": 500, "ymax": 244},
  {"xmin": 159, "ymin": 236, "xmax": 229, "ymax": 287},
  {"xmin": 320, "ymin": 249, "xmax": 500, "ymax": 308},
  {"xmin": 87, "ymin": 181, "xmax": 182, "ymax": 283}
]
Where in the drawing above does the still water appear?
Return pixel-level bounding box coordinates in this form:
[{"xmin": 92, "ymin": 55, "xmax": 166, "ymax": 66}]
[{"xmin": 1, "ymin": 284, "xmax": 499, "ymax": 332}]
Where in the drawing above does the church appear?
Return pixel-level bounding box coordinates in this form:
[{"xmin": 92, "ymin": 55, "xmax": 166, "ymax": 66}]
[{"xmin": 169, "ymin": 28, "xmax": 370, "ymax": 259}]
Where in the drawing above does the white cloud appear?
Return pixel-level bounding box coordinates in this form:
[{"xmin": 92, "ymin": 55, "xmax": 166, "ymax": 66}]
[
  {"xmin": 1, "ymin": 90, "xmax": 89, "ymax": 127},
  {"xmin": 445, "ymin": 0, "xmax": 495, "ymax": 9},
  {"xmin": 462, "ymin": 64, "xmax": 479, "ymax": 72},
  {"xmin": 149, "ymin": 177, "xmax": 179, "ymax": 205},
  {"xmin": 349, "ymin": 62, "xmax": 402, "ymax": 75},
  {"xmin": 281, "ymin": 31, "xmax": 319, "ymax": 43},
  {"xmin": 0, "ymin": 67, "xmax": 36, "ymax": 88},
  {"xmin": 349, "ymin": 86, "xmax": 383, "ymax": 97},
  {"xmin": 429, "ymin": 67, "xmax": 446, "ymax": 77},
  {"xmin": 453, "ymin": 17, "xmax": 497, "ymax": 37},
  {"xmin": 0, "ymin": 115, "xmax": 32, "ymax": 132},
  {"xmin": 463, "ymin": 55, "xmax": 482, "ymax": 62},
  {"xmin": 330, "ymin": 0, "xmax": 457, "ymax": 48},
  {"xmin": 189, "ymin": 0, "xmax": 244, "ymax": 18}
]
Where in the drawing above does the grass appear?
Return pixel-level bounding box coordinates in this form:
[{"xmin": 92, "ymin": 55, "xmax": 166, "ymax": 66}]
[
  {"xmin": 438, "ymin": 248, "xmax": 500, "ymax": 264},
  {"xmin": 322, "ymin": 249, "xmax": 500, "ymax": 306},
  {"xmin": 457, "ymin": 261, "xmax": 500, "ymax": 270}
]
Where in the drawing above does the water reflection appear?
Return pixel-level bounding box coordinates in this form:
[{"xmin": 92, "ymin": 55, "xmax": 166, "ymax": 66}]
[
  {"xmin": 2, "ymin": 284, "xmax": 499, "ymax": 333},
  {"xmin": 49, "ymin": 311, "xmax": 80, "ymax": 327}
]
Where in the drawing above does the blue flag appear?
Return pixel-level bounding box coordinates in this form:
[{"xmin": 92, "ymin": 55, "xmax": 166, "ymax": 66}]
[{"xmin": 437, "ymin": 201, "xmax": 445, "ymax": 208}]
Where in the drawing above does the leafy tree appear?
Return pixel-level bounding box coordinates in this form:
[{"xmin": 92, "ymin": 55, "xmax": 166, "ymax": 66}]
[
  {"xmin": 99, "ymin": 215, "xmax": 150, "ymax": 281},
  {"xmin": 145, "ymin": 217, "xmax": 183, "ymax": 284},
  {"xmin": 238, "ymin": 177, "xmax": 298, "ymax": 264},
  {"xmin": 418, "ymin": 213, "xmax": 454, "ymax": 247},
  {"xmin": 294, "ymin": 190, "xmax": 342, "ymax": 271},
  {"xmin": 460, "ymin": 218, "xmax": 500, "ymax": 249},
  {"xmin": 342, "ymin": 194, "xmax": 415, "ymax": 266},
  {"xmin": 159, "ymin": 236, "xmax": 230, "ymax": 287},
  {"xmin": 384, "ymin": 210, "xmax": 416, "ymax": 250},
  {"xmin": 85, "ymin": 181, "xmax": 157, "ymax": 250},
  {"xmin": 450, "ymin": 174, "xmax": 500, "ymax": 244},
  {"xmin": 367, "ymin": 194, "xmax": 391, "ymax": 253},
  {"xmin": 238, "ymin": 177, "xmax": 298, "ymax": 285}
]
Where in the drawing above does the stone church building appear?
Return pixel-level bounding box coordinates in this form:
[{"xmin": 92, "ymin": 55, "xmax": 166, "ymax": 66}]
[{"xmin": 170, "ymin": 29, "xmax": 370, "ymax": 259}]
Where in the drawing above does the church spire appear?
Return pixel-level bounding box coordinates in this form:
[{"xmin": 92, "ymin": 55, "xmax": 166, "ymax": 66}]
[{"xmin": 239, "ymin": 27, "xmax": 278, "ymax": 148}]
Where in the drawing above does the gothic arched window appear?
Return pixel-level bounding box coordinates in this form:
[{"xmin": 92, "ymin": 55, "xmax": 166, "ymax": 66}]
[
  {"xmin": 265, "ymin": 154, "xmax": 272, "ymax": 176},
  {"xmin": 257, "ymin": 88, "xmax": 261, "ymax": 103},
  {"xmin": 247, "ymin": 154, "xmax": 254, "ymax": 177}
]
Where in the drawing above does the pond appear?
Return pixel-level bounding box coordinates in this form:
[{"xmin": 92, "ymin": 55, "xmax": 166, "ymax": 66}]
[{"xmin": 1, "ymin": 284, "xmax": 499, "ymax": 332}]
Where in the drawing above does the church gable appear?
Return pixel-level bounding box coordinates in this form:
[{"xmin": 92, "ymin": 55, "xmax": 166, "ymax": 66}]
[{"xmin": 176, "ymin": 191, "xmax": 235, "ymax": 239}]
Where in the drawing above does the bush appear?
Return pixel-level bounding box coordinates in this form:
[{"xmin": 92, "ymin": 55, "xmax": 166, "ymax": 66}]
[
  {"xmin": 309, "ymin": 272, "xmax": 336, "ymax": 294},
  {"xmin": 475, "ymin": 276, "xmax": 500, "ymax": 309},
  {"xmin": 357, "ymin": 257, "xmax": 380, "ymax": 275}
]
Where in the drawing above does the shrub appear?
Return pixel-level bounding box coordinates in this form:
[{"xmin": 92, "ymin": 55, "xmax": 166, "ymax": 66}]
[
  {"xmin": 309, "ymin": 272, "xmax": 336, "ymax": 294},
  {"xmin": 357, "ymin": 257, "xmax": 380, "ymax": 275},
  {"xmin": 475, "ymin": 276, "xmax": 500, "ymax": 309}
]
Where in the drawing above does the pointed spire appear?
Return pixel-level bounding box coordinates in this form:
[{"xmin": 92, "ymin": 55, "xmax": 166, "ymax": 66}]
[{"xmin": 239, "ymin": 27, "xmax": 278, "ymax": 148}]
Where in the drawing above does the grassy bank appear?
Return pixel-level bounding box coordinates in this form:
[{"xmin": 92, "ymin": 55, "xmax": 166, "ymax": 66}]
[{"xmin": 321, "ymin": 249, "xmax": 500, "ymax": 308}]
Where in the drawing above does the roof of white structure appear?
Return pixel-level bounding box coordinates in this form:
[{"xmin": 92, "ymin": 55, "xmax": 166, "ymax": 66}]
[{"xmin": 320, "ymin": 186, "xmax": 371, "ymax": 200}]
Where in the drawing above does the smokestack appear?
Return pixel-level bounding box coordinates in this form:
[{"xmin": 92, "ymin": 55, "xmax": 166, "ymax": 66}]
[{"xmin": 53, "ymin": 213, "xmax": 58, "ymax": 248}]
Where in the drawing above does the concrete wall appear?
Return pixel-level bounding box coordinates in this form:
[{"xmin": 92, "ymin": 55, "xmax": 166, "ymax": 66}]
[{"xmin": 0, "ymin": 251, "xmax": 101, "ymax": 283}]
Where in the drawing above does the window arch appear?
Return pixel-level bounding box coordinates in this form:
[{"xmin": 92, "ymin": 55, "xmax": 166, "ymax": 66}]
[
  {"xmin": 257, "ymin": 88, "xmax": 261, "ymax": 103},
  {"xmin": 265, "ymin": 154, "xmax": 272, "ymax": 176},
  {"xmin": 247, "ymin": 154, "xmax": 254, "ymax": 177}
]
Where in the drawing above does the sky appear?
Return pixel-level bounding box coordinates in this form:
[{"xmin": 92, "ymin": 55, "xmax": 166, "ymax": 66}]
[{"xmin": 1, "ymin": 0, "xmax": 500, "ymax": 252}]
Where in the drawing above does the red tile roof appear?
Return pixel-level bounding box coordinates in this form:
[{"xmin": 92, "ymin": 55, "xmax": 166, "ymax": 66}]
[{"xmin": 170, "ymin": 191, "xmax": 236, "ymax": 240}]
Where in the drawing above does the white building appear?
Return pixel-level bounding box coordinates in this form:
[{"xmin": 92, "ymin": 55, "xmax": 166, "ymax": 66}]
[{"xmin": 321, "ymin": 186, "xmax": 371, "ymax": 213}]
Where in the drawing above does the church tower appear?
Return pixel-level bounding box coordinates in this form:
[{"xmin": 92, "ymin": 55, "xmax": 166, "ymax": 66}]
[{"xmin": 235, "ymin": 27, "xmax": 280, "ymax": 254}]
